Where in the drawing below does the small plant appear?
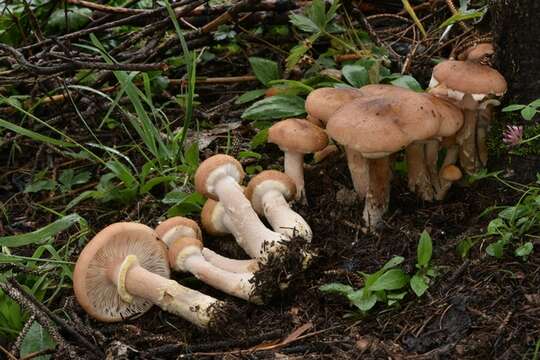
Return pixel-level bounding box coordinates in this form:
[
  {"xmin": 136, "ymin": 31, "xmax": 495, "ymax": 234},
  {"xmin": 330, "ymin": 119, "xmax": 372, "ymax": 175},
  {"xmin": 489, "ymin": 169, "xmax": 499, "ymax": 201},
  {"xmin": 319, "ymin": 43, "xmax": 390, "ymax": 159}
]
[{"xmin": 320, "ymin": 231, "xmax": 436, "ymax": 313}]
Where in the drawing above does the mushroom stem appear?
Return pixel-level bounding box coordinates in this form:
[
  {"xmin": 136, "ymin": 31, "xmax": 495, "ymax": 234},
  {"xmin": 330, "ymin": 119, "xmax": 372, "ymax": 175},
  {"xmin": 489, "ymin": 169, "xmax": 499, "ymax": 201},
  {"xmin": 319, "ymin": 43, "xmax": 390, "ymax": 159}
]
[
  {"xmin": 202, "ymin": 248, "xmax": 259, "ymax": 273},
  {"xmin": 425, "ymin": 140, "xmax": 441, "ymax": 196},
  {"xmin": 284, "ymin": 151, "xmax": 305, "ymax": 202},
  {"xmin": 214, "ymin": 176, "xmax": 287, "ymax": 260},
  {"xmin": 363, "ymin": 156, "xmax": 392, "ymax": 230},
  {"xmin": 345, "ymin": 146, "xmax": 369, "ymax": 200},
  {"xmin": 477, "ymin": 106, "xmax": 492, "ymax": 167},
  {"xmin": 261, "ymin": 189, "xmax": 312, "ymax": 241},
  {"xmin": 405, "ymin": 142, "xmax": 434, "ymax": 201},
  {"xmin": 458, "ymin": 109, "xmax": 479, "ymax": 175},
  {"xmin": 113, "ymin": 256, "xmax": 220, "ymax": 328},
  {"xmin": 435, "ymin": 144, "xmax": 459, "ymax": 200}
]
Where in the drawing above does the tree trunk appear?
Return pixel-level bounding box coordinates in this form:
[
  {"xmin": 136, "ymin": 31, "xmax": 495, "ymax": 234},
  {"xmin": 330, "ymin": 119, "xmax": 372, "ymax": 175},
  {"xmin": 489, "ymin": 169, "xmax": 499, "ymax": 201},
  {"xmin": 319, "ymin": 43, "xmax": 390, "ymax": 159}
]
[{"xmin": 490, "ymin": 0, "xmax": 540, "ymax": 103}]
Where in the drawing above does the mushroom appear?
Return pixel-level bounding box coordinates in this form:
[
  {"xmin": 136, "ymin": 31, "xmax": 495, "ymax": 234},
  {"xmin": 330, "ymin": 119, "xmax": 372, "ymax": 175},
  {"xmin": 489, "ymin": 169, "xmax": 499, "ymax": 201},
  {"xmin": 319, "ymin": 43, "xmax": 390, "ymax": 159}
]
[
  {"xmin": 157, "ymin": 216, "xmax": 259, "ymax": 274},
  {"xmin": 267, "ymin": 118, "xmax": 328, "ymax": 202},
  {"xmin": 245, "ymin": 170, "xmax": 312, "ymax": 241},
  {"xmin": 327, "ymin": 93, "xmax": 454, "ymax": 230},
  {"xmin": 457, "ymin": 43, "xmax": 494, "ymax": 64},
  {"xmin": 73, "ymin": 222, "xmax": 225, "ymax": 328},
  {"xmin": 436, "ymin": 164, "xmax": 463, "ymax": 200},
  {"xmin": 194, "ymin": 154, "xmax": 289, "ymax": 262},
  {"xmin": 428, "ymin": 60, "xmax": 507, "ymax": 175},
  {"xmin": 168, "ymin": 237, "xmax": 260, "ymax": 303}
]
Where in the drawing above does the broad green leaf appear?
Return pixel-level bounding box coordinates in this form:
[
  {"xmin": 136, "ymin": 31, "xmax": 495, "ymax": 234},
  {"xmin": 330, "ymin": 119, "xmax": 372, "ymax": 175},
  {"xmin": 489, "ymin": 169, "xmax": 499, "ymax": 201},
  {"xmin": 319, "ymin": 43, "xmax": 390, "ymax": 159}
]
[
  {"xmin": 381, "ymin": 256, "xmax": 405, "ymax": 272},
  {"xmin": 417, "ymin": 230, "xmax": 433, "ymax": 267},
  {"xmin": 370, "ymin": 269, "xmax": 408, "ymax": 291},
  {"xmin": 242, "ymin": 95, "xmax": 306, "ymax": 121},
  {"xmin": 166, "ymin": 192, "xmax": 205, "ymax": 216},
  {"xmin": 238, "ymin": 150, "xmax": 262, "ymax": 160},
  {"xmin": 235, "ymin": 89, "xmax": 267, "ymax": 105},
  {"xmin": 457, "ymin": 238, "xmax": 476, "ymax": 258},
  {"xmin": 24, "ymin": 179, "xmax": 56, "ymax": 193},
  {"xmin": 387, "ymin": 291, "xmax": 407, "ymax": 300},
  {"xmin": 289, "ymin": 14, "xmax": 319, "ymax": 33},
  {"xmin": 319, "ymin": 283, "xmax": 355, "ymax": 295},
  {"xmin": 342, "ymin": 64, "xmax": 369, "ymax": 88},
  {"xmin": 184, "ymin": 142, "xmax": 199, "ymax": 168},
  {"xmin": 250, "ymin": 128, "xmax": 269, "ymax": 149},
  {"xmin": 0, "ymin": 214, "xmax": 84, "ymax": 247},
  {"xmin": 347, "ymin": 289, "xmax": 377, "ymax": 311},
  {"xmin": 19, "ymin": 322, "xmax": 56, "ymax": 360},
  {"xmin": 487, "ymin": 218, "xmax": 506, "ymax": 235},
  {"xmin": 529, "ymin": 99, "xmax": 540, "ymax": 108},
  {"xmin": 502, "ymin": 104, "xmax": 526, "ymax": 112},
  {"xmin": 521, "ymin": 106, "xmax": 537, "ymax": 121},
  {"xmin": 410, "ymin": 274, "xmax": 429, "ymax": 297},
  {"xmin": 515, "ymin": 242, "xmax": 533, "ymax": 258},
  {"xmin": 486, "ymin": 240, "xmax": 505, "ymax": 258},
  {"xmin": 391, "ymin": 75, "xmax": 423, "ymax": 92},
  {"xmin": 248, "ymin": 57, "xmax": 280, "ymax": 86},
  {"xmin": 59, "ymin": 169, "xmax": 91, "ymax": 191}
]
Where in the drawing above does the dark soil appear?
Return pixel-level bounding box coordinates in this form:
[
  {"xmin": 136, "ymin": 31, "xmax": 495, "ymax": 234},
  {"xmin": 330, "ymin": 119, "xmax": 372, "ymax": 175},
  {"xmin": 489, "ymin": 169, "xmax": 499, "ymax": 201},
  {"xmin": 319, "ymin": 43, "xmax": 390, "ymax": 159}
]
[{"xmin": 44, "ymin": 153, "xmax": 540, "ymax": 359}]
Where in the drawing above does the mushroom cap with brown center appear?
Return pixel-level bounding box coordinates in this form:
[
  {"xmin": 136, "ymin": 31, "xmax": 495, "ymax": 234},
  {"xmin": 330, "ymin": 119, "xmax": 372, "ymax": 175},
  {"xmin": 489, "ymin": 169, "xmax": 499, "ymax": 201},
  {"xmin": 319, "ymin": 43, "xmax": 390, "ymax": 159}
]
[
  {"xmin": 73, "ymin": 222, "xmax": 170, "ymax": 322},
  {"xmin": 457, "ymin": 43, "xmax": 494, "ymax": 63},
  {"xmin": 155, "ymin": 217, "xmax": 202, "ymax": 247},
  {"xmin": 305, "ymin": 88, "xmax": 363, "ymax": 125},
  {"xmin": 245, "ymin": 170, "xmax": 297, "ymax": 214},
  {"xmin": 440, "ymin": 164, "xmax": 463, "ymax": 181},
  {"xmin": 431, "ymin": 60, "xmax": 507, "ymax": 97},
  {"xmin": 326, "ymin": 93, "xmax": 447, "ymax": 157},
  {"xmin": 268, "ymin": 118, "xmax": 329, "ymax": 154},
  {"xmin": 195, "ymin": 154, "xmax": 245, "ymax": 200}
]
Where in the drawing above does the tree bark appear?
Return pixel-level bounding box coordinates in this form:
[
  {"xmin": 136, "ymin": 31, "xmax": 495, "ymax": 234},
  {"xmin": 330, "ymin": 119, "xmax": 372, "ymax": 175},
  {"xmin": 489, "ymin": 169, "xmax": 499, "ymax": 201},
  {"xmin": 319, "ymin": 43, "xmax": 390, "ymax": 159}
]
[{"xmin": 490, "ymin": 0, "xmax": 540, "ymax": 103}]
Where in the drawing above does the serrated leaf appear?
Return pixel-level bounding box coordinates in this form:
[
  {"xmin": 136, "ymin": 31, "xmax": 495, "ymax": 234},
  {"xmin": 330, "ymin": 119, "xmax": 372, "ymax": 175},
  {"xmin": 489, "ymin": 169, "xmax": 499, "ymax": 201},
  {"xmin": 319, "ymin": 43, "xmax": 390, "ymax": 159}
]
[
  {"xmin": 235, "ymin": 89, "xmax": 267, "ymax": 104},
  {"xmin": 248, "ymin": 57, "xmax": 280, "ymax": 86},
  {"xmin": 319, "ymin": 283, "xmax": 355, "ymax": 295},
  {"xmin": 241, "ymin": 95, "xmax": 306, "ymax": 121},
  {"xmin": 417, "ymin": 230, "xmax": 433, "ymax": 267},
  {"xmin": 370, "ymin": 269, "xmax": 408, "ymax": 291},
  {"xmin": 410, "ymin": 274, "xmax": 429, "ymax": 297},
  {"xmin": 391, "ymin": 75, "xmax": 423, "ymax": 92},
  {"xmin": 342, "ymin": 64, "xmax": 369, "ymax": 88},
  {"xmin": 289, "ymin": 13, "xmax": 320, "ymax": 33}
]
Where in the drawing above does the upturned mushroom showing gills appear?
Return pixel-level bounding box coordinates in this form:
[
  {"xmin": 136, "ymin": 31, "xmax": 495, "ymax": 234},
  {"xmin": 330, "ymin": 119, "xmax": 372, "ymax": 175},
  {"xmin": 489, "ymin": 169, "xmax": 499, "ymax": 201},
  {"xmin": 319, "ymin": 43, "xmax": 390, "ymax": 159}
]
[
  {"xmin": 246, "ymin": 170, "xmax": 312, "ymax": 241},
  {"xmin": 73, "ymin": 222, "xmax": 225, "ymax": 328},
  {"xmin": 267, "ymin": 119, "xmax": 328, "ymax": 203},
  {"xmin": 168, "ymin": 237, "xmax": 260, "ymax": 303},
  {"xmin": 428, "ymin": 60, "xmax": 507, "ymax": 174},
  {"xmin": 156, "ymin": 216, "xmax": 259, "ymax": 274},
  {"xmin": 194, "ymin": 154, "xmax": 289, "ymax": 262},
  {"xmin": 327, "ymin": 93, "xmax": 453, "ymax": 230}
]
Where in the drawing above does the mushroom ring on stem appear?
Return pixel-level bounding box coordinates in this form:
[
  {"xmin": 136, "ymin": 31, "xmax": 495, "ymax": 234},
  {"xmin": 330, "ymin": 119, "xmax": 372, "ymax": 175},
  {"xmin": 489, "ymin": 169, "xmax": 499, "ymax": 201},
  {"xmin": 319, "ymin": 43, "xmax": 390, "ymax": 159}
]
[
  {"xmin": 195, "ymin": 154, "xmax": 289, "ymax": 262},
  {"xmin": 73, "ymin": 222, "xmax": 226, "ymax": 328},
  {"xmin": 168, "ymin": 237, "xmax": 261, "ymax": 304},
  {"xmin": 267, "ymin": 118, "xmax": 328, "ymax": 202},
  {"xmin": 156, "ymin": 216, "xmax": 259, "ymax": 274},
  {"xmin": 245, "ymin": 170, "xmax": 312, "ymax": 241}
]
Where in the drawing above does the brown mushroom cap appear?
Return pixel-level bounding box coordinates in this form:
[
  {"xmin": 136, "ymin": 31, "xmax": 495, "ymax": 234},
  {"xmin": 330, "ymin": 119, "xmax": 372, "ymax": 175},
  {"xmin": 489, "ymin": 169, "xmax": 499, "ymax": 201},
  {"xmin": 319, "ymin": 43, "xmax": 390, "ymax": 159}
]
[
  {"xmin": 305, "ymin": 88, "xmax": 363, "ymax": 124},
  {"xmin": 428, "ymin": 95, "xmax": 464, "ymax": 137},
  {"xmin": 245, "ymin": 170, "xmax": 297, "ymax": 214},
  {"xmin": 431, "ymin": 60, "xmax": 507, "ymax": 96},
  {"xmin": 440, "ymin": 164, "xmax": 463, "ymax": 182},
  {"xmin": 268, "ymin": 118, "xmax": 329, "ymax": 154},
  {"xmin": 358, "ymin": 84, "xmax": 414, "ymax": 97},
  {"xmin": 327, "ymin": 93, "xmax": 445, "ymax": 156},
  {"xmin": 457, "ymin": 43, "xmax": 494, "ymax": 62},
  {"xmin": 168, "ymin": 237, "xmax": 204, "ymax": 269},
  {"xmin": 195, "ymin": 154, "xmax": 245, "ymax": 200},
  {"xmin": 200, "ymin": 198, "xmax": 228, "ymax": 236},
  {"xmin": 155, "ymin": 217, "xmax": 202, "ymax": 247},
  {"xmin": 73, "ymin": 222, "xmax": 170, "ymax": 322}
]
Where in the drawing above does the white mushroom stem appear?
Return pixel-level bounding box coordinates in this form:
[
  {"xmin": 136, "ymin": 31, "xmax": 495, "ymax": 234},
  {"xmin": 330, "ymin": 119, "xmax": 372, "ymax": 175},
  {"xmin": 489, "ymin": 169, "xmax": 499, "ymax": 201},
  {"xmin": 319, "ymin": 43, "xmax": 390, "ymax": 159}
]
[
  {"xmin": 112, "ymin": 255, "xmax": 220, "ymax": 328},
  {"xmin": 405, "ymin": 142, "xmax": 434, "ymax": 201},
  {"xmin": 177, "ymin": 248, "xmax": 259, "ymax": 303},
  {"xmin": 363, "ymin": 156, "xmax": 392, "ymax": 231},
  {"xmin": 283, "ymin": 151, "xmax": 305, "ymax": 202},
  {"xmin": 345, "ymin": 146, "xmax": 369, "ymax": 200},
  {"xmin": 202, "ymin": 248, "xmax": 260, "ymax": 273},
  {"xmin": 214, "ymin": 176, "xmax": 287, "ymax": 260},
  {"xmin": 261, "ymin": 189, "xmax": 312, "ymax": 241}
]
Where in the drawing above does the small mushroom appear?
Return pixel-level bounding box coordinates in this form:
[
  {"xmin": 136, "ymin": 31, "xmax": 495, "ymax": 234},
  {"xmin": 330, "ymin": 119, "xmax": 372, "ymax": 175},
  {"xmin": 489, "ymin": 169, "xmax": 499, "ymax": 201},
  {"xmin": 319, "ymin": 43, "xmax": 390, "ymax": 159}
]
[
  {"xmin": 157, "ymin": 216, "xmax": 259, "ymax": 274},
  {"xmin": 195, "ymin": 154, "xmax": 289, "ymax": 262},
  {"xmin": 268, "ymin": 119, "xmax": 328, "ymax": 203},
  {"xmin": 168, "ymin": 237, "xmax": 260, "ymax": 303},
  {"xmin": 245, "ymin": 170, "xmax": 312, "ymax": 241},
  {"xmin": 73, "ymin": 222, "xmax": 225, "ymax": 328},
  {"xmin": 436, "ymin": 164, "xmax": 463, "ymax": 200},
  {"xmin": 457, "ymin": 43, "xmax": 494, "ymax": 64}
]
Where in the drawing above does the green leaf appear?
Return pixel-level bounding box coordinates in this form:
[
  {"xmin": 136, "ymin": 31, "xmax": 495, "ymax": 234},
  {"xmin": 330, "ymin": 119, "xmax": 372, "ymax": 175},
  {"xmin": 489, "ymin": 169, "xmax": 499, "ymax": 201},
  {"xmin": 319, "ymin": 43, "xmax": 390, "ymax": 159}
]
[
  {"xmin": 457, "ymin": 238, "xmax": 476, "ymax": 258},
  {"xmin": 521, "ymin": 106, "xmax": 537, "ymax": 121},
  {"xmin": 515, "ymin": 242, "xmax": 533, "ymax": 258},
  {"xmin": 58, "ymin": 169, "xmax": 91, "ymax": 191},
  {"xmin": 347, "ymin": 289, "xmax": 377, "ymax": 311},
  {"xmin": 248, "ymin": 57, "xmax": 280, "ymax": 86},
  {"xmin": 183, "ymin": 142, "xmax": 199, "ymax": 168},
  {"xmin": 486, "ymin": 240, "xmax": 505, "ymax": 258},
  {"xmin": 235, "ymin": 89, "xmax": 267, "ymax": 105},
  {"xmin": 487, "ymin": 218, "xmax": 506, "ymax": 235},
  {"xmin": 0, "ymin": 214, "xmax": 85, "ymax": 247},
  {"xmin": 342, "ymin": 64, "xmax": 369, "ymax": 88},
  {"xmin": 24, "ymin": 179, "xmax": 56, "ymax": 193},
  {"xmin": 0, "ymin": 119, "xmax": 75, "ymax": 148},
  {"xmin": 19, "ymin": 322, "xmax": 56, "ymax": 360},
  {"xmin": 238, "ymin": 150, "xmax": 262, "ymax": 160},
  {"xmin": 166, "ymin": 192, "xmax": 205, "ymax": 217},
  {"xmin": 286, "ymin": 43, "xmax": 311, "ymax": 70},
  {"xmin": 370, "ymin": 269, "xmax": 409, "ymax": 291},
  {"xmin": 417, "ymin": 230, "xmax": 433, "ymax": 267},
  {"xmin": 289, "ymin": 13, "xmax": 320, "ymax": 33},
  {"xmin": 502, "ymin": 104, "xmax": 526, "ymax": 112},
  {"xmin": 390, "ymin": 75, "xmax": 423, "ymax": 92},
  {"xmin": 380, "ymin": 256, "xmax": 405, "ymax": 272},
  {"xmin": 319, "ymin": 283, "xmax": 355, "ymax": 296},
  {"xmin": 529, "ymin": 99, "xmax": 540, "ymax": 108},
  {"xmin": 439, "ymin": 8, "xmax": 487, "ymax": 29},
  {"xmin": 410, "ymin": 274, "xmax": 429, "ymax": 297},
  {"xmin": 47, "ymin": 7, "xmax": 92, "ymax": 32},
  {"xmin": 242, "ymin": 95, "xmax": 306, "ymax": 121},
  {"xmin": 140, "ymin": 176, "xmax": 175, "ymax": 194}
]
